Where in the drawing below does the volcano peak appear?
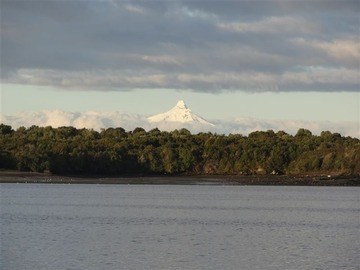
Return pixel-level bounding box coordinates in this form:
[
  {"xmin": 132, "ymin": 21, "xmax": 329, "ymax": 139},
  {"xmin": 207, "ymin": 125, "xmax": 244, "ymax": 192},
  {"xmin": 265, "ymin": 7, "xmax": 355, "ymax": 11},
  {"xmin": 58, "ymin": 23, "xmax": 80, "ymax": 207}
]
[
  {"xmin": 175, "ymin": 100, "xmax": 187, "ymax": 109},
  {"xmin": 147, "ymin": 100, "xmax": 214, "ymax": 126}
]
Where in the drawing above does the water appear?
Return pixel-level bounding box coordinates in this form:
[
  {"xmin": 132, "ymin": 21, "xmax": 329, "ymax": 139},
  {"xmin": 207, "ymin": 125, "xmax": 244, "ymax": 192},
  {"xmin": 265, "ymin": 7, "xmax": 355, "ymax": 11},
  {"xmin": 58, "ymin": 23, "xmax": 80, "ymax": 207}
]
[{"xmin": 1, "ymin": 184, "xmax": 359, "ymax": 270}]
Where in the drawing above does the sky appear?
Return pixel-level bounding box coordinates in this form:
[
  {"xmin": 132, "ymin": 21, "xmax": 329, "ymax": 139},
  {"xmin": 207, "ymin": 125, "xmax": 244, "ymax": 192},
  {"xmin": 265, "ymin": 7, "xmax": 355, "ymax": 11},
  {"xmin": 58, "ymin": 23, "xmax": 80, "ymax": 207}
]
[{"xmin": 1, "ymin": 0, "xmax": 359, "ymax": 132}]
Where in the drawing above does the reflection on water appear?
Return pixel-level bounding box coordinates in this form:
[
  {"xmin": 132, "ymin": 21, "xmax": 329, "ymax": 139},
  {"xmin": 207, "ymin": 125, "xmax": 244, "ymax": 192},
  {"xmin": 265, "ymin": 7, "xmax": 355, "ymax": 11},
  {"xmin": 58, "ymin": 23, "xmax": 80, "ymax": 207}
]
[{"xmin": 1, "ymin": 184, "xmax": 359, "ymax": 270}]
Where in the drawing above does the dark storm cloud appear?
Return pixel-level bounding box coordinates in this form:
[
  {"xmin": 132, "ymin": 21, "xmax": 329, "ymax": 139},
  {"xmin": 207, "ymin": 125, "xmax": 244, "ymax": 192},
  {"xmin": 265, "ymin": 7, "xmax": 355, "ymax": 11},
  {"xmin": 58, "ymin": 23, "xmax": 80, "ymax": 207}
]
[{"xmin": 1, "ymin": 0, "xmax": 359, "ymax": 92}]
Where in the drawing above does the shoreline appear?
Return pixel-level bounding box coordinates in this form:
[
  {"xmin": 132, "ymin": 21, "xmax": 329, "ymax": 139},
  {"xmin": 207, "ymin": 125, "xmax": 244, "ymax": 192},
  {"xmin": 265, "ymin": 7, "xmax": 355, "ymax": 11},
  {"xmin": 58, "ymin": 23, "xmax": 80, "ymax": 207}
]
[{"xmin": 0, "ymin": 171, "xmax": 359, "ymax": 186}]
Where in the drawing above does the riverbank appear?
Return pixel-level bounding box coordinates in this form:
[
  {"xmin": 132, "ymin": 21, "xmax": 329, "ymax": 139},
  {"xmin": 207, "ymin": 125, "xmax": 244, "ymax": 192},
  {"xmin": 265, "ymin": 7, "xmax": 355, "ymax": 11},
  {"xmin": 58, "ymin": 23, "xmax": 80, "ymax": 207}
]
[{"xmin": 0, "ymin": 171, "xmax": 359, "ymax": 186}]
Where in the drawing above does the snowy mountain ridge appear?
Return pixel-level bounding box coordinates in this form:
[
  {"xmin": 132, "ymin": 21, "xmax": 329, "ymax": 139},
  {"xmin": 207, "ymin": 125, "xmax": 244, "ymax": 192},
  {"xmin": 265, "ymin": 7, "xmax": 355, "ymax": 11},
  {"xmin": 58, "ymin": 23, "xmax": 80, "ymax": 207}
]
[{"xmin": 148, "ymin": 100, "xmax": 214, "ymax": 126}]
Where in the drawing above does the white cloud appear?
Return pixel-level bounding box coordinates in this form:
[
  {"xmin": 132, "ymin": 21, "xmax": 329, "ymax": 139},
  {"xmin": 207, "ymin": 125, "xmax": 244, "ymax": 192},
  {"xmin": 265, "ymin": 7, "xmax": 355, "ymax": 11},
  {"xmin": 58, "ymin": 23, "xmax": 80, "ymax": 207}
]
[
  {"xmin": 6, "ymin": 69, "xmax": 169, "ymax": 88},
  {"xmin": 1, "ymin": 110, "xmax": 358, "ymax": 138},
  {"xmin": 313, "ymin": 39, "xmax": 360, "ymax": 70},
  {"xmin": 176, "ymin": 72, "xmax": 278, "ymax": 91},
  {"xmin": 178, "ymin": 6, "xmax": 217, "ymax": 21},
  {"xmin": 5, "ymin": 65, "xmax": 358, "ymax": 92},
  {"xmin": 291, "ymin": 38, "xmax": 360, "ymax": 68},
  {"xmin": 217, "ymin": 16, "xmax": 317, "ymax": 34},
  {"xmin": 124, "ymin": 4, "xmax": 146, "ymax": 14},
  {"xmin": 217, "ymin": 118, "xmax": 359, "ymax": 138},
  {"xmin": 140, "ymin": 55, "xmax": 183, "ymax": 66},
  {"xmin": 280, "ymin": 67, "xmax": 359, "ymax": 86}
]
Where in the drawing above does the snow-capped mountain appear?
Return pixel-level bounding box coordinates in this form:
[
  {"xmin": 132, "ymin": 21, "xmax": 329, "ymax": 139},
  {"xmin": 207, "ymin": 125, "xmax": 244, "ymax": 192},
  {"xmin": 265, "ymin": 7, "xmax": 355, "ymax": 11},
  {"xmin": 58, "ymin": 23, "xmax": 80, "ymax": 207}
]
[{"xmin": 148, "ymin": 100, "xmax": 214, "ymax": 126}]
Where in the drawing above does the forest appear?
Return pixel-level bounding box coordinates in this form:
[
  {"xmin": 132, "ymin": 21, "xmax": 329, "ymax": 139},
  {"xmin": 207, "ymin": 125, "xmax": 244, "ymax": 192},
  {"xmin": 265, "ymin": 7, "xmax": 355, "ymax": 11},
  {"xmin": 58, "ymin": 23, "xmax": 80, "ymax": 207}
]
[{"xmin": 0, "ymin": 124, "xmax": 359, "ymax": 176}]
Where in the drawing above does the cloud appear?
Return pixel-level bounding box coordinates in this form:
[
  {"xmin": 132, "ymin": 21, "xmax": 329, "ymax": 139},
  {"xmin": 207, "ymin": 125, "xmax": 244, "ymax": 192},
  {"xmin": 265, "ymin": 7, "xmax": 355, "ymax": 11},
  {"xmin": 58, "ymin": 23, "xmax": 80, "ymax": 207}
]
[
  {"xmin": 217, "ymin": 16, "xmax": 317, "ymax": 34},
  {"xmin": 124, "ymin": 4, "xmax": 146, "ymax": 14},
  {"xmin": 215, "ymin": 118, "xmax": 359, "ymax": 138},
  {"xmin": 7, "ymin": 66, "xmax": 357, "ymax": 92},
  {"xmin": 0, "ymin": 110, "xmax": 150, "ymax": 131},
  {"xmin": 1, "ymin": 0, "xmax": 359, "ymax": 93},
  {"xmin": 1, "ymin": 110, "xmax": 359, "ymax": 138},
  {"xmin": 315, "ymin": 39, "xmax": 360, "ymax": 63},
  {"xmin": 140, "ymin": 55, "xmax": 183, "ymax": 66},
  {"xmin": 291, "ymin": 38, "xmax": 360, "ymax": 68}
]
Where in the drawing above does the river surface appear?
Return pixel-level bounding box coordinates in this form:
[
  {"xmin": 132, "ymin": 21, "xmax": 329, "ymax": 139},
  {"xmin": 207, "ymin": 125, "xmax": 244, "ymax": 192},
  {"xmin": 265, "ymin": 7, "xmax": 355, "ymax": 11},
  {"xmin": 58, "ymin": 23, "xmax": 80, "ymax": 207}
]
[{"xmin": 1, "ymin": 184, "xmax": 359, "ymax": 270}]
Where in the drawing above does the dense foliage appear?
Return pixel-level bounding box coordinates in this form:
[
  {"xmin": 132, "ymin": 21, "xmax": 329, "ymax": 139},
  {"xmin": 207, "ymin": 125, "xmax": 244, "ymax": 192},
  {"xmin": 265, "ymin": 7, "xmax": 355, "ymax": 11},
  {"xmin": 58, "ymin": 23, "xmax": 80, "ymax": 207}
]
[{"xmin": 1, "ymin": 124, "xmax": 359, "ymax": 176}]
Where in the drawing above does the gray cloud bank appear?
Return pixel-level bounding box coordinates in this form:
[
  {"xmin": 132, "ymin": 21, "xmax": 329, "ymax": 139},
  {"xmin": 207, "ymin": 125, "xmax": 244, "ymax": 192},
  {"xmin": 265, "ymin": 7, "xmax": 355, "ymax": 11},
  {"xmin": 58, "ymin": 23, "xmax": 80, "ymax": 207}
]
[
  {"xmin": 1, "ymin": 0, "xmax": 359, "ymax": 92},
  {"xmin": 1, "ymin": 110, "xmax": 358, "ymax": 138}
]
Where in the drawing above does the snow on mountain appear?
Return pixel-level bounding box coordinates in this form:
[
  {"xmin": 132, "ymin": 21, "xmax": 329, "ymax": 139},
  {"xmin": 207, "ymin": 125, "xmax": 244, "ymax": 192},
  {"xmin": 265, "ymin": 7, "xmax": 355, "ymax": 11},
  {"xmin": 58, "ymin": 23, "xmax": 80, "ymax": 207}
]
[{"xmin": 148, "ymin": 100, "xmax": 214, "ymax": 126}]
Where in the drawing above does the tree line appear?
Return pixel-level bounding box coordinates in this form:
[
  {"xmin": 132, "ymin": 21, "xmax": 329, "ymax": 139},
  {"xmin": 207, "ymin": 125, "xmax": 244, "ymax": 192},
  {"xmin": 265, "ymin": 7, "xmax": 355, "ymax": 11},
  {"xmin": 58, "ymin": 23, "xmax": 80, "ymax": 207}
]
[{"xmin": 0, "ymin": 124, "xmax": 359, "ymax": 176}]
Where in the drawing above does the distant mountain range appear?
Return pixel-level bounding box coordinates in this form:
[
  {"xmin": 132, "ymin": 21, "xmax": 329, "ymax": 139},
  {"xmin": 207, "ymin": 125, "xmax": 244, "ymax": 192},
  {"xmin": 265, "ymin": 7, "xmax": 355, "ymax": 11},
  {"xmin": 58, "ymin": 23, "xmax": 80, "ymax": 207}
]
[{"xmin": 1, "ymin": 100, "xmax": 359, "ymax": 137}]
